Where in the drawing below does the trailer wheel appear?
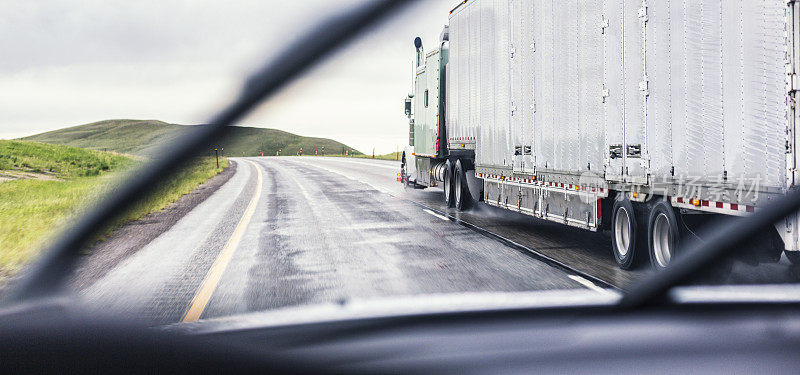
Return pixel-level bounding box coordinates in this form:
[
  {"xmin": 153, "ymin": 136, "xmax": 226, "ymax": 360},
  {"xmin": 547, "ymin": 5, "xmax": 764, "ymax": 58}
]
[
  {"xmin": 611, "ymin": 197, "xmax": 645, "ymax": 269},
  {"xmin": 443, "ymin": 160, "xmax": 454, "ymax": 207},
  {"xmin": 454, "ymin": 159, "xmax": 471, "ymax": 211},
  {"xmin": 648, "ymin": 200, "xmax": 681, "ymax": 270}
]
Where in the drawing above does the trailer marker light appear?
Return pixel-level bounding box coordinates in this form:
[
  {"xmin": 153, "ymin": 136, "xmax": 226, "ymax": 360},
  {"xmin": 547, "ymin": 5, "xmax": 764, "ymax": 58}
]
[
  {"xmin": 435, "ymin": 115, "xmax": 440, "ymax": 153},
  {"xmin": 691, "ymin": 198, "xmax": 701, "ymax": 206},
  {"xmin": 597, "ymin": 198, "xmax": 602, "ymax": 219},
  {"xmin": 632, "ymin": 192, "xmax": 639, "ymax": 198}
]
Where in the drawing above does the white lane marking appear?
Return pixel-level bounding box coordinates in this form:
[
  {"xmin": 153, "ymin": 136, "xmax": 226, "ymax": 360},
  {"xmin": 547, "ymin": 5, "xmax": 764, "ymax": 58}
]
[
  {"xmin": 286, "ymin": 158, "xmax": 616, "ymax": 294},
  {"xmin": 311, "ymin": 157, "xmax": 400, "ymax": 171},
  {"xmin": 423, "ymin": 209, "xmax": 450, "ymax": 221},
  {"xmin": 298, "ymin": 158, "xmax": 613, "ymax": 294},
  {"xmin": 568, "ymin": 275, "xmax": 612, "ymax": 294},
  {"xmin": 292, "ymin": 159, "xmax": 397, "ymax": 196},
  {"xmin": 182, "ymin": 159, "xmax": 263, "ymax": 322},
  {"xmin": 279, "ymin": 163, "xmax": 322, "ymax": 203}
]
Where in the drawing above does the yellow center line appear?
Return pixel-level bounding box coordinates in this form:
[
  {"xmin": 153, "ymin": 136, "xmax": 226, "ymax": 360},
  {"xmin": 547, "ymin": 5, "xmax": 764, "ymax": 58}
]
[{"xmin": 182, "ymin": 159, "xmax": 263, "ymax": 323}]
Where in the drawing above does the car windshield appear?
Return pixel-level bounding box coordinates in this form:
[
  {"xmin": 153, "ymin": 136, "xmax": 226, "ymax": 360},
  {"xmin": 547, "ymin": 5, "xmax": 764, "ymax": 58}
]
[{"xmin": 1, "ymin": 0, "xmax": 799, "ymax": 325}]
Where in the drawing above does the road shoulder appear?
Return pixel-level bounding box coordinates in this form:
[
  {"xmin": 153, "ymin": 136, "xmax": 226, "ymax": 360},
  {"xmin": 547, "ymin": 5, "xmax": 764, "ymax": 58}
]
[{"xmin": 71, "ymin": 161, "xmax": 238, "ymax": 290}]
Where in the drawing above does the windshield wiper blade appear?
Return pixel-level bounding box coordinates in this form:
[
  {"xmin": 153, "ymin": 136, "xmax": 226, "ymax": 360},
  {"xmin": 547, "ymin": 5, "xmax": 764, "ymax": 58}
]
[
  {"xmin": 6, "ymin": 0, "xmax": 416, "ymax": 304},
  {"xmin": 620, "ymin": 188, "xmax": 800, "ymax": 309}
]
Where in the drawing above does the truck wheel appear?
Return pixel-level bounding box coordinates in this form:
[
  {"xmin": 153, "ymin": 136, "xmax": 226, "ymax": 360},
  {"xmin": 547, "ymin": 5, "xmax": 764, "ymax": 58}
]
[
  {"xmin": 647, "ymin": 200, "xmax": 681, "ymax": 270},
  {"xmin": 443, "ymin": 160, "xmax": 454, "ymax": 207},
  {"xmin": 611, "ymin": 197, "xmax": 644, "ymax": 269},
  {"xmin": 454, "ymin": 159, "xmax": 471, "ymax": 211}
]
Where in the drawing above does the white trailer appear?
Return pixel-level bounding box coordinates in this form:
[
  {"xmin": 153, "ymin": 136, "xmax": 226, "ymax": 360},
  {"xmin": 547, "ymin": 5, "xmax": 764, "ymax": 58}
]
[{"xmin": 403, "ymin": 0, "xmax": 800, "ymax": 270}]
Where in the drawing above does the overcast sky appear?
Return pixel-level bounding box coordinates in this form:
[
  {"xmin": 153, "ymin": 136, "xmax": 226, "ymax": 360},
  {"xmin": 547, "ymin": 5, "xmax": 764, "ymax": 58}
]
[{"xmin": 0, "ymin": 0, "xmax": 454, "ymax": 154}]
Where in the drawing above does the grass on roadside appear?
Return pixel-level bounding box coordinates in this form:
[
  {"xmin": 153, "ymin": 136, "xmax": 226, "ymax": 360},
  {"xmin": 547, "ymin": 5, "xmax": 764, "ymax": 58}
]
[
  {"xmin": 0, "ymin": 140, "xmax": 227, "ymax": 279},
  {"xmin": 116, "ymin": 157, "xmax": 228, "ymax": 230},
  {"xmin": 0, "ymin": 140, "xmax": 132, "ymax": 177}
]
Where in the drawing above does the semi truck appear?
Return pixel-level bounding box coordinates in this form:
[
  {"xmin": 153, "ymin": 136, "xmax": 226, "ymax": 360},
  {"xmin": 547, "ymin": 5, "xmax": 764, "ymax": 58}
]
[{"xmin": 401, "ymin": 0, "xmax": 800, "ymax": 270}]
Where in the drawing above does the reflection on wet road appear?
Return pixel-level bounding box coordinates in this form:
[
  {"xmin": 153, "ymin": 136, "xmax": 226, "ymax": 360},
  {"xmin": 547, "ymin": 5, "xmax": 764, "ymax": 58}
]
[{"xmin": 76, "ymin": 157, "xmax": 622, "ymax": 323}]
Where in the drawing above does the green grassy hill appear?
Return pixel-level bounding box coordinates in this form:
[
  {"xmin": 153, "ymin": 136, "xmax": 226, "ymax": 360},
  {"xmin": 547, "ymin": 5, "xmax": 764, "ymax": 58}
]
[
  {"xmin": 0, "ymin": 139, "xmax": 132, "ymax": 177},
  {"xmin": 22, "ymin": 119, "xmax": 362, "ymax": 157},
  {"xmin": 21, "ymin": 120, "xmax": 184, "ymax": 156}
]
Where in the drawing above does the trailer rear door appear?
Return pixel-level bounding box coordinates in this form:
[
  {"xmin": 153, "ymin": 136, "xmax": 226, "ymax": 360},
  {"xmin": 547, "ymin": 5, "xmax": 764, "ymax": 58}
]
[
  {"xmin": 602, "ymin": 0, "xmax": 648, "ymax": 184},
  {"xmin": 603, "ymin": 0, "xmax": 625, "ymax": 182},
  {"xmin": 510, "ymin": 0, "xmax": 534, "ymax": 174},
  {"xmin": 622, "ymin": 0, "xmax": 647, "ymax": 184}
]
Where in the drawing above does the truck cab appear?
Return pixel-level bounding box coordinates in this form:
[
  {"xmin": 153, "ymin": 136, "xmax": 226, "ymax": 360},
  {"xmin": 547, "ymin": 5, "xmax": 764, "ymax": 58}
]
[{"xmin": 402, "ymin": 35, "xmax": 449, "ymax": 188}]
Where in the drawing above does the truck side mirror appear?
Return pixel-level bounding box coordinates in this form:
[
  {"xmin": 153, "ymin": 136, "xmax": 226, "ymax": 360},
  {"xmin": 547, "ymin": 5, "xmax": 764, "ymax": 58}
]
[{"xmin": 404, "ymin": 98, "xmax": 412, "ymax": 116}]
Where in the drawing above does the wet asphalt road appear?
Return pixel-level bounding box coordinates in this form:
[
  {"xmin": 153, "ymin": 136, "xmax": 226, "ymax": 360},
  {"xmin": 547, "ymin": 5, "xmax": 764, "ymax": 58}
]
[
  {"xmin": 79, "ymin": 157, "xmax": 619, "ymax": 324},
  {"xmin": 300, "ymin": 157, "xmax": 649, "ymax": 289}
]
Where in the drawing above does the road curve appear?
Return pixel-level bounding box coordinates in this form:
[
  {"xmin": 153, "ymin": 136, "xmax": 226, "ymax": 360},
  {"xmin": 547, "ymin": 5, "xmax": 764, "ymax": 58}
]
[{"xmin": 78, "ymin": 157, "xmax": 611, "ymax": 324}]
